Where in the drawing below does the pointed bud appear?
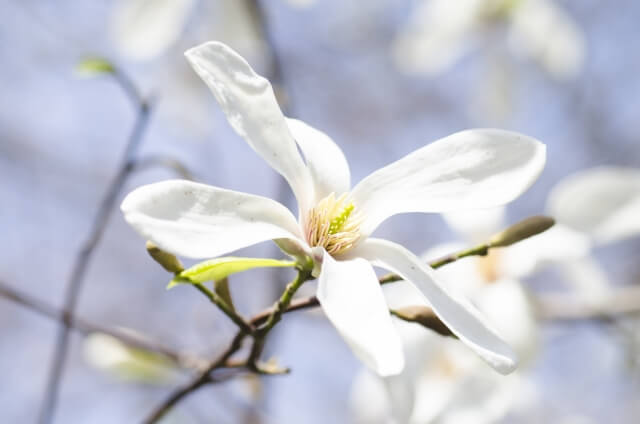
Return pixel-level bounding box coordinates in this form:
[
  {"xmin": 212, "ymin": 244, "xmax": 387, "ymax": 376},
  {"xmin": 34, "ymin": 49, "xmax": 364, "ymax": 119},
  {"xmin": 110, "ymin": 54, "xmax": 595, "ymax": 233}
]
[
  {"xmin": 214, "ymin": 278, "xmax": 235, "ymax": 313},
  {"xmin": 489, "ymin": 216, "xmax": 555, "ymax": 248},
  {"xmin": 75, "ymin": 57, "xmax": 116, "ymax": 77},
  {"xmin": 391, "ymin": 306, "xmax": 454, "ymax": 337},
  {"xmin": 146, "ymin": 241, "xmax": 184, "ymax": 273},
  {"xmin": 83, "ymin": 332, "xmax": 177, "ymax": 384}
]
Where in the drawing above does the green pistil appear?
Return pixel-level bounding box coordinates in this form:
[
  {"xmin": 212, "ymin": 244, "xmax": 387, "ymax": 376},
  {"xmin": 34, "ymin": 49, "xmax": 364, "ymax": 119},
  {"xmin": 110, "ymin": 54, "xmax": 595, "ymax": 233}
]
[{"xmin": 328, "ymin": 203, "xmax": 354, "ymax": 235}]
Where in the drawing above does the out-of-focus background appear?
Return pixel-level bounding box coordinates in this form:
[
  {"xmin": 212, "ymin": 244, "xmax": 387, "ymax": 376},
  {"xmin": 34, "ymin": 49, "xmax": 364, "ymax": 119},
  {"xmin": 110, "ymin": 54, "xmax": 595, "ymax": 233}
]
[{"xmin": 1, "ymin": 0, "xmax": 640, "ymax": 423}]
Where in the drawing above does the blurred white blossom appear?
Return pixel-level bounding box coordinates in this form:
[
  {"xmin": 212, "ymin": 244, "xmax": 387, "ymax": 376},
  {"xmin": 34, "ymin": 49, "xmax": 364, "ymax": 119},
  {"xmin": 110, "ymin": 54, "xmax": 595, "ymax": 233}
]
[
  {"xmin": 120, "ymin": 41, "xmax": 547, "ymax": 377},
  {"xmin": 351, "ymin": 207, "xmax": 540, "ymax": 424},
  {"xmin": 110, "ymin": 0, "xmax": 197, "ymax": 61},
  {"xmin": 109, "ymin": 0, "xmax": 269, "ymax": 137},
  {"xmin": 393, "ymin": 0, "xmax": 585, "ymax": 79}
]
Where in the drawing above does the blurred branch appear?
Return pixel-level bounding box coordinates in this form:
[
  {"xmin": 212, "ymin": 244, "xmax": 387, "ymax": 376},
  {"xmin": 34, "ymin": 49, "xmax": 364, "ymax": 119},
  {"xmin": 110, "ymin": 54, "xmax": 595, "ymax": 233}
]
[
  {"xmin": 193, "ymin": 282, "xmax": 255, "ymax": 335},
  {"xmin": 38, "ymin": 68, "xmax": 153, "ymax": 424},
  {"xmin": 536, "ymin": 286, "xmax": 640, "ymax": 320},
  {"xmin": 132, "ymin": 155, "xmax": 197, "ymax": 180},
  {"xmin": 0, "ymin": 280, "xmax": 209, "ymax": 371}
]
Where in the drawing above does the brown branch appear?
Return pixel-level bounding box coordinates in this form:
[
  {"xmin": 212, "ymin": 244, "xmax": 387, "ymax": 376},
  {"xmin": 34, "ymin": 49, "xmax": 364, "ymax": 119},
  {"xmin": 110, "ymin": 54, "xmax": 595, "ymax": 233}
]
[
  {"xmin": 132, "ymin": 155, "xmax": 196, "ymax": 181},
  {"xmin": 38, "ymin": 70, "xmax": 153, "ymax": 424},
  {"xmin": 0, "ymin": 280, "xmax": 209, "ymax": 371},
  {"xmin": 141, "ymin": 247, "xmax": 482, "ymax": 423},
  {"xmin": 536, "ymin": 286, "xmax": 640, "ymax": 320},
  {"xmin": 142, "ymin": 332, "xmax": 248, "ymax": 424}
]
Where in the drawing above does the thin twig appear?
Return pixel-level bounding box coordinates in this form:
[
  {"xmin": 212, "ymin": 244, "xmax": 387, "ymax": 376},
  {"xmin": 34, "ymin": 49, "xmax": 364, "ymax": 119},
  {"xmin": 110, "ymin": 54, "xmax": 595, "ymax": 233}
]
[
  {"xmin": 38, "ymin": 70, "xmax": 152, "ymax": 424},
  {"xmin": 247, "ymin": 269, "xmax": 313, "ymax": 368},
  {"xmin": 142, "ymin": 332, "xmax": 248, "ymax": 424},
  {"xmin": 132, "ymin": 155, "xmax": 196, "ymax": 180},
  {"xmin": 193, "ymin": 283, "xmax": 254, "ymax": 335},
  {"xmin": 536, "ymin": 286, "xmax": 640, "ymax": 320},
  {"xmin": 0, "ymin": 280, "xmax": 208, "ymax": 371}
]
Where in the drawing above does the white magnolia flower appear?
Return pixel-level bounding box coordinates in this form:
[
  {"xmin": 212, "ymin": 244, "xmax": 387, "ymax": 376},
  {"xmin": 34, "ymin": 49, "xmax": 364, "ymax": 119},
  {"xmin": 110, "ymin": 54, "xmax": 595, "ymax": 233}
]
[
  {"xmin": 351, "ymin": 166, "xmax": 640, "ymax": 421},
  {"xmin": 120, "ymin": 41, "xmax": 546, "ymax": 376},
  {"xmin": 393, "ymin": 0, "xmax": 585, "ymax": 79}
]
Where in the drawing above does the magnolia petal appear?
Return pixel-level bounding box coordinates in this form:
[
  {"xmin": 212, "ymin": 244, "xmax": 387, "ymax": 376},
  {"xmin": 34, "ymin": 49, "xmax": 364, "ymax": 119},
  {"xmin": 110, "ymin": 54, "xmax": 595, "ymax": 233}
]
[
  {"xmin": 547, "ymin": 167, "xmax": 640, "ymax": 244},
  {"xmin": 317, "ymin": 251, "xmax": 404, "ymax": 376},
  {"xmin": 509, "ymin": 0, "xmax": 585, "ymax": 79},
  {"xmin": 110, "ymin": 0, "xmax": 196, "ymax": 60},
  {"xmin": 185, "ymin": 42, "xmax": 313, "ymax": 213},
  {"xmin": 286, "ymin": 118, "xmax": 351, "ymax": 202},
  {"xmin": 422, "ymin": 243, "xmax": 489, "ymax": 299},
  {"xmin": 351, "ymin": 238, "xmax": 518, "ymax": 375},
  {"xmin": 352, "ymin": 129, "xmax": 546, "ymax": 237},
  {"xmin": 474, "ymin": 279, "xmax": 539, "ymax": 363},
  {"xmin": 121, "ymin": 180, "xmax": 303, "ymax": 259}
]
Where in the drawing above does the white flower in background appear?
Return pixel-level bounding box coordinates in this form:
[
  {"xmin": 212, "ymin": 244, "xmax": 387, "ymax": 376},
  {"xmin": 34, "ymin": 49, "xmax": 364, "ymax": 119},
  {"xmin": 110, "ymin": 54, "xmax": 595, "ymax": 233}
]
[
  {"xmin": 110, "ymin": 0, "xmax": 197, "ymax": 61},
  {"xmin": 542, "ymin": 167, "xmax": 640, "ymax": 303},
  {"xmin": 350, "ymin": 167, "xmax": 640, "ymax": 422},
  {"xmin": 120, "ymin": 41, "xmax": 546, "ymax": 376},
  {"xmin": 110, "ymin": 0, "xmax": 268, "ymax": 137},
  {"xmin": 351, "ymin": 207, "xmax": 540, "ymax": 424},
  {"xmin": 110, "ymin": 0, "xmax": 314, "ymax": 61},
  {"xmin": 393, "ymin": 0, "xmax": 585, "ymax": 79}
]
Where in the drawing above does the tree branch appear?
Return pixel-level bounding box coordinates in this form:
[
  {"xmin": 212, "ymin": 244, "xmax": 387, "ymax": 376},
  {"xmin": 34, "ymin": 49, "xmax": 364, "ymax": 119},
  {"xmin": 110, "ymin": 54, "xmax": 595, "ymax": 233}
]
[
  {"xmin": 141, "ymin": 242, "xmax": 495, "ymax": 422},
  {"xmin": 0, "ymin": 280, "xmax": 209, "ymax": 371},
  {"xmin": 38, "ymin": 69, "xmax": 153, "ymax": 424},
  {"xmin": 536, "ymin": 286, "xmax": 640, "ymax": 320},
  {"xmin": 193, "ymin": 282, "xmax": 255, "ymax": 335}
]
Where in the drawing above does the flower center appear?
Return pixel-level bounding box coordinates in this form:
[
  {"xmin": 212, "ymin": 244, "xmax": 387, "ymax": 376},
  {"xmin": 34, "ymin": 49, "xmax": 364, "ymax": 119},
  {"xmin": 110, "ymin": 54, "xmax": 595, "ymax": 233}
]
[
  {"xmin": 477, "ymin": 250, "xmax": 502, "ymax": 283},
  {"xmin": 304, "ymin": 193, "xmax": 363, "ymax": 256}
]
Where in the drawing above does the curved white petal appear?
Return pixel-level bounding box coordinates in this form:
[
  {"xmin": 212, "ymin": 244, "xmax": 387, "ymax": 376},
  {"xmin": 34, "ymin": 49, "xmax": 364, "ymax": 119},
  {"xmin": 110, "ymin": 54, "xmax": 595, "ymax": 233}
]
[
  {"xmin": 111, "ymin": 0, "xmax": 196, "ymax": 60},
  {"xmin": 474, "ymin": 279, "xmax": 538, "ymax": 363},
  {"xmin": 380, "ymin": 281, "xmax": 447, "ymax": 422},
  {"xmin": 121, "ymin": 180, "xmax": 303, "ymax": 258},
  {"xmin": 286, "ymin": 118, "xmax": 351, "ymax": 202},
  {"xmin": 422, "ymin": 242, "xmax": 487, "ymax": 297},
  {"xmin": 547, "ymin": 167, "xmax": 640, "ymax": 244},
  {"xmin": 443, "ymin": 207, "xmax": 506, "ymax": 243},
  {"xmin": 509, "ymin": 0, "xmax": 585, "ymax": 79},
  {"xmin": 352, "ymin": 129, "xmax": 546, "ymax": 237},
  {"xmin": 391, "ymin": 0, "xmax": 482, "ymax": 75},
  {"xmin": 185, "ymin": 42, "xmax": 313, "ymax": 213},
  {"xmin": 317, "ymin": 251, "xmax": 404, "ymax": 376},
  {"xmin": 351, "ymin": 239, "xmax": 518, "ymax": 375}
]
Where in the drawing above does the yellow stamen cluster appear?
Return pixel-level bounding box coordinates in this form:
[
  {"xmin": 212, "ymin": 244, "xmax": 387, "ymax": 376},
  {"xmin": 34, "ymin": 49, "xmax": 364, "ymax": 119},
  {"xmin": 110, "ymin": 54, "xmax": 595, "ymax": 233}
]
[{"xmin": 305, "ymin": 193, "xmax": 363, "ymax": 256}]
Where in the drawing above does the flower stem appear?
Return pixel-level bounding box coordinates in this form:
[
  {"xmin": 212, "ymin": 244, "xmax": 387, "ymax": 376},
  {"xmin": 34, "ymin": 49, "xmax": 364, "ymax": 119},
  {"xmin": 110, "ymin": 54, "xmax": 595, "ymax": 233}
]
[
  {"xmin": 247, "ymin": 269, "xmax": 312, "ymax": 367},
  {"xmin": 193, "ymin": 283, "xmax": 254, "ymax": 334},
  {"xmin": 429, "ymin": 243, "xmax": 490, "ymax": 269}
]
